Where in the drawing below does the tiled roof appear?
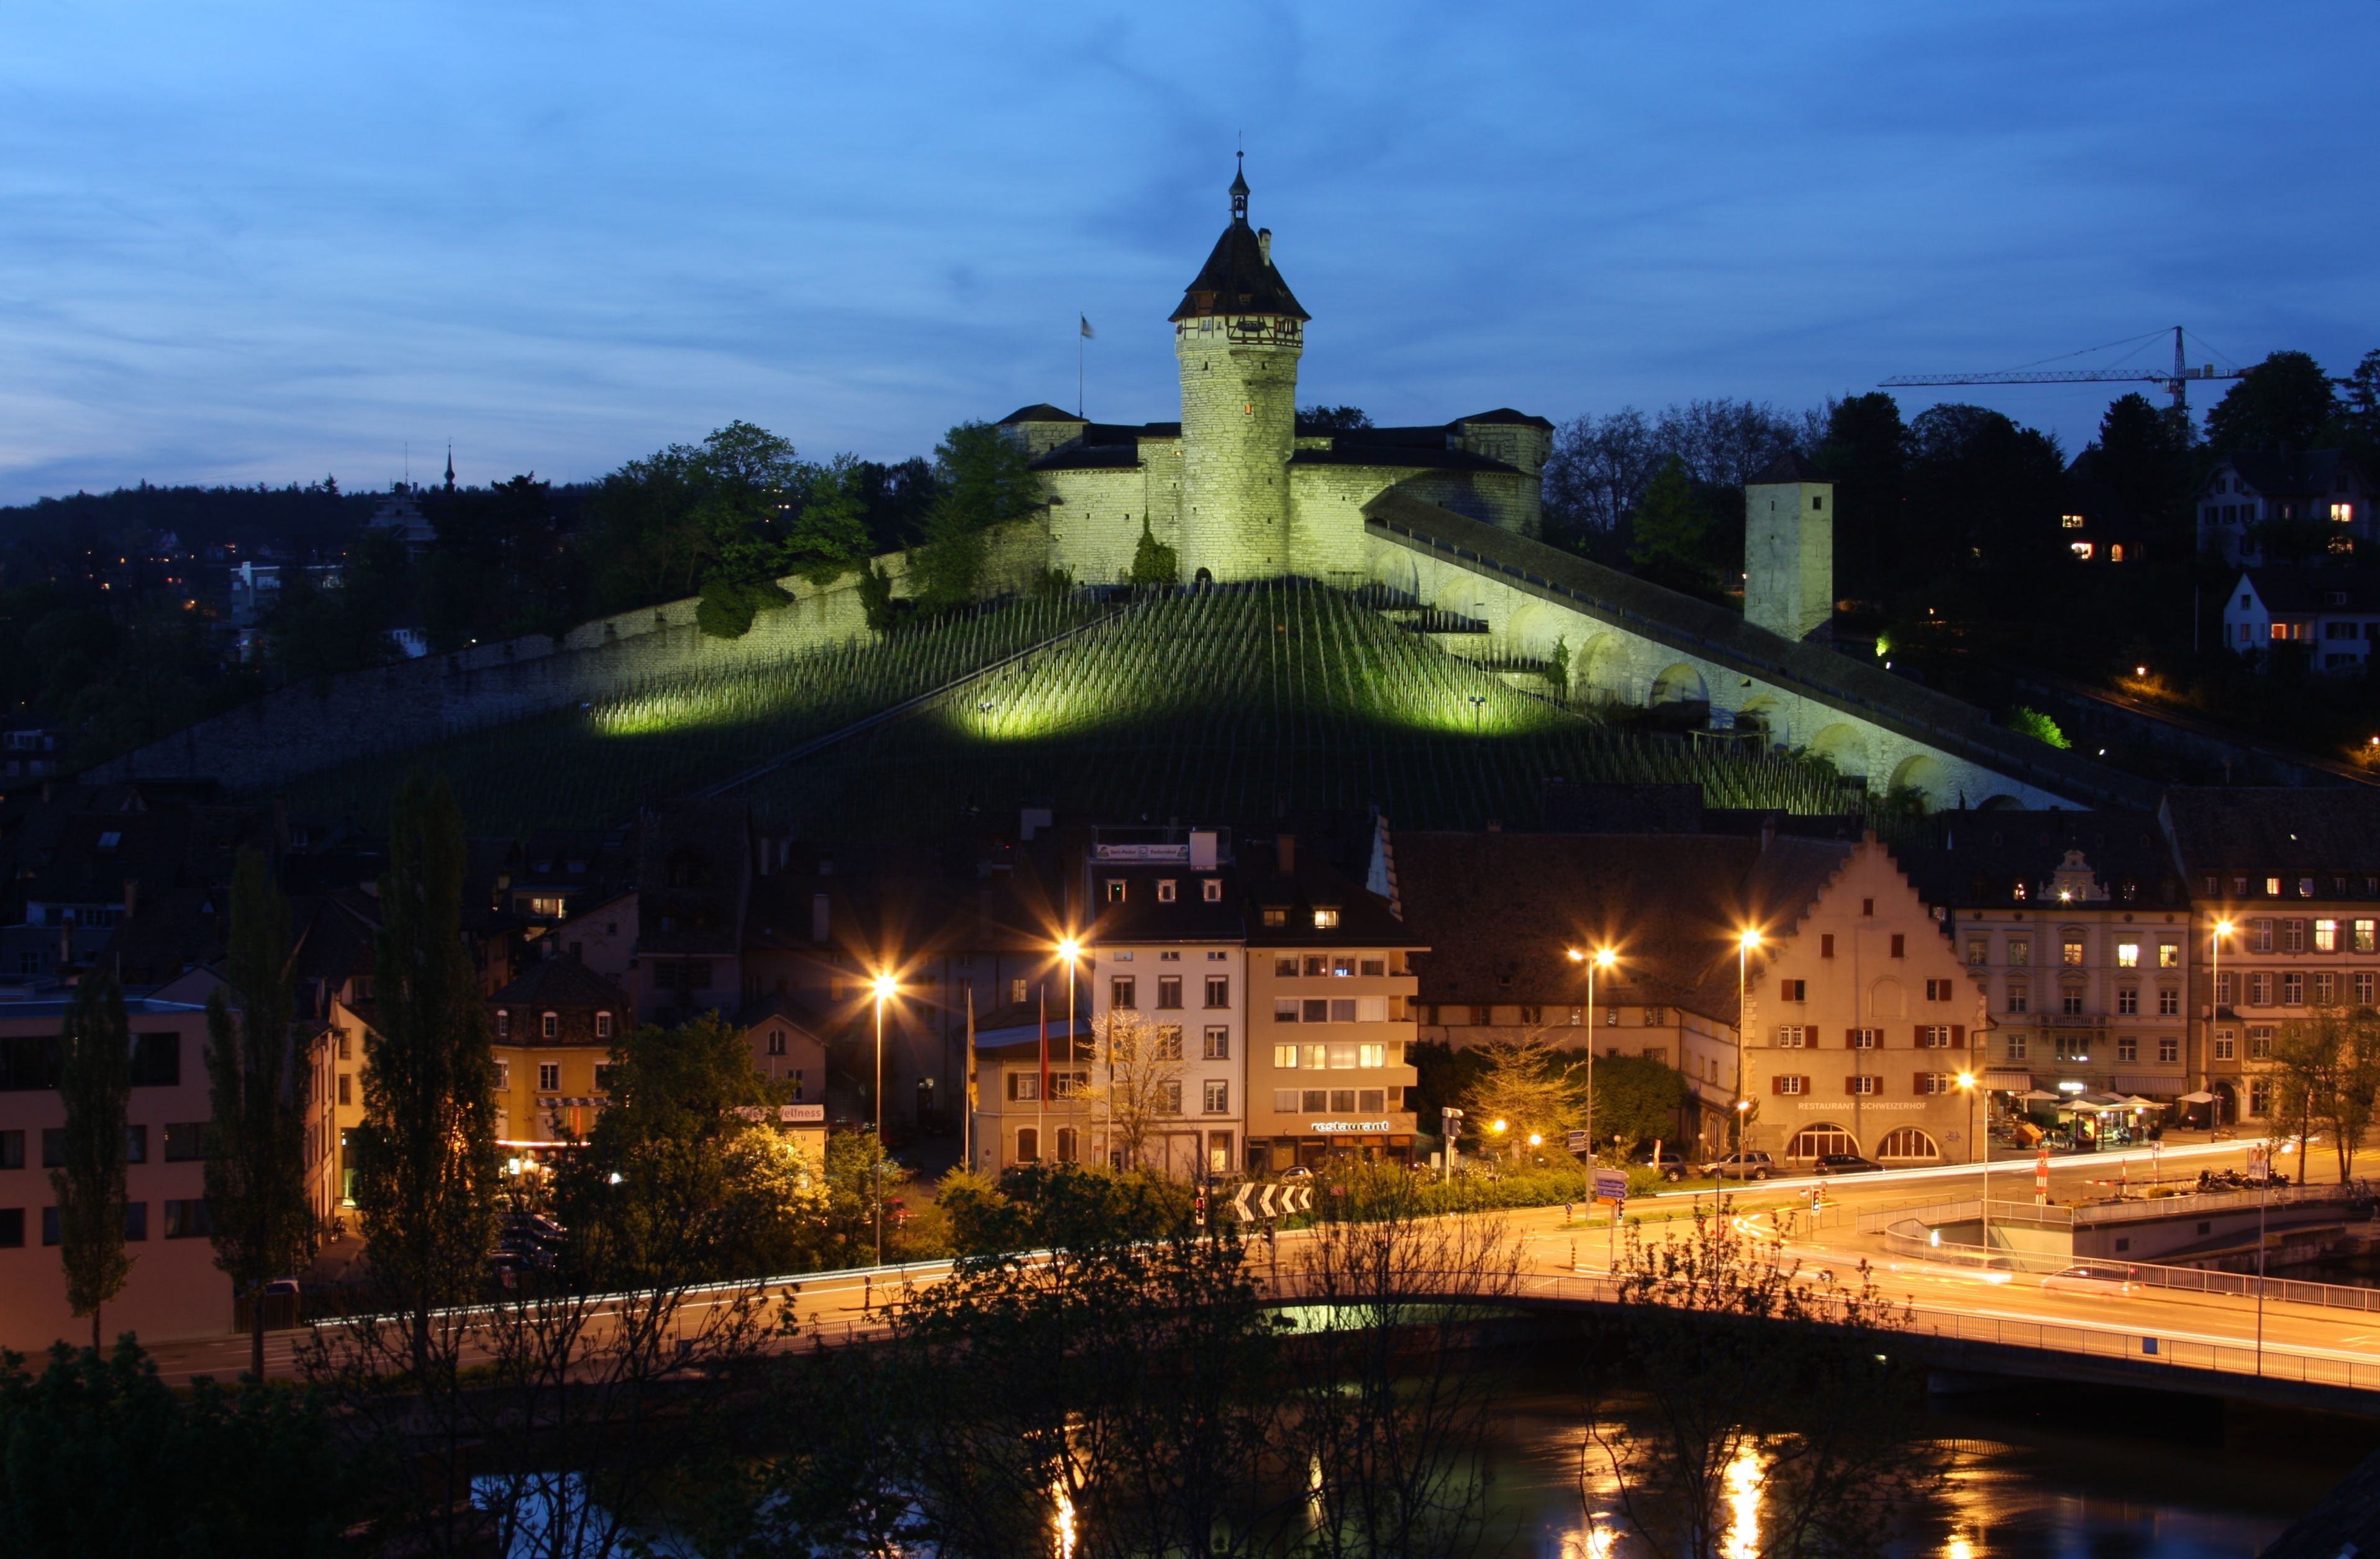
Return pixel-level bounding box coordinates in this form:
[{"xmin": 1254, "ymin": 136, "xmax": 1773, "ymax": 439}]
[
  {"xmin": 1393, "ymin": 830, "xmax": 1851, "ymax": 1024},
  {"xmin": 1170, "ymin": 219, "xmax": 1309, "ymax": 323},
  {"xmin": 1894, "ymin": 810, "xmax": 2181, "ymax": 909},
  {"xmin": 2160, "ymin": 787, "xmax": 2380, "ymax": 878},
  {"xmin": 2219, "ymin": 450, "xmax": 2362, "ymax": 499},
  {"xmin": 491, "ymin": 955, "xmax": 630, "ymax": 1010},
  {"xmin": 997, "ymin": 404, "xmax": 1086, "ymax": 426},
  {"xmin": 1452, "ymin": 408, "xmax": 1555, "ymax": 430},
  {"xmin": 2240, "ymin": 567, "xmax": 2380, "ymax": 615},
  {"xmin": 1289, "ymin": 447, "xmax": 1520, "ymax": 474}
]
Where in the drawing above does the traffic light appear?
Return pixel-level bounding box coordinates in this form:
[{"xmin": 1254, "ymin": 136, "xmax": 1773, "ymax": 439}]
[{"xmin": 1194, "ymin": 1192, "xmax": 1207, "ymax": 1228}]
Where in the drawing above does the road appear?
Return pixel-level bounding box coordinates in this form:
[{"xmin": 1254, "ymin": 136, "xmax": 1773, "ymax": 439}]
[{"xmin": 135, "ymin": 1137, "xmax": 2380, "ymax": 1389}]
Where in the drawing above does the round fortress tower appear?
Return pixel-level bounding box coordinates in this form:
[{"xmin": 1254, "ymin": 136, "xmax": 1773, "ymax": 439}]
[{"xmin": 1171, "ymin": 158, "xmax": 1308, "ymax": 581}]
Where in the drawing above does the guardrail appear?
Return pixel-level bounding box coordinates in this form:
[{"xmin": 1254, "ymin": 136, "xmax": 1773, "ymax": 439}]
[
  {"xmin": 1853, "ymin": 1183, "xmax": 2366, "ymax": 1237},
  {"xmin": 1497, "ymin": 1270, "xmax": 2380, "ymax": 1395},
  {"xmin": 1857, "ymin": 1198, "xmax": 2075, "ymax": 1235}
]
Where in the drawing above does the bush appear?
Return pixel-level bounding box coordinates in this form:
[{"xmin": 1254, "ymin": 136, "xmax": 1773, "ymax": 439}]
[
  {"xmin": 939, "ymin": 1163, "xmax": 1192, "ymax": 1255},
  {"xmin": 0, "ymin": 1340, "xmax": 358, "ymax": 1557},
  {"xmin": 696, "ymin": 576, "xmax": 793, "ymax": 640},
  {"xmin": 2006, "ymin": 705, "xmax": 2069, "ymax": 748}
]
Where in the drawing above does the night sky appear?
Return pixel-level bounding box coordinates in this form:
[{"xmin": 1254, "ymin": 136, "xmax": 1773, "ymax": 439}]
[{"xmin": 4, "ymin": 1, "xmax": 2374, "ymax": 504}]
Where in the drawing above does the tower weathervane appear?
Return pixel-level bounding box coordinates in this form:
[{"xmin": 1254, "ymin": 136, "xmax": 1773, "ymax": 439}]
[{"xmin": 1230, "ymin": 151, "xmax": 1248, "ymax": 222}]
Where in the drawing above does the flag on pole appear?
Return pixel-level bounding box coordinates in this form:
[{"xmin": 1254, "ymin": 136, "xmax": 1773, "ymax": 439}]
[
  {"xmin": 1079, "ymin": 315, "xmax": 1095, "ymax": 339},
  {"xmin": 1038, "ymin": 986, "xmax": 1050, "ymax": 1102},
  {"xmin": 964, "ymin": 984, "xmax": 978, "ymax": 1165}
]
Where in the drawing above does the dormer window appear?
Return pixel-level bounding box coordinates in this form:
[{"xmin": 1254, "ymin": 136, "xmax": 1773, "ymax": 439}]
[
  {"xmin": 1312, "ymin": 907, "xmax": 1341, "ymax": 929},
  {"xmin": 495, "ymin": 1010, "xmax": 510, "ymax": 1039},
  {"xmin": 1156, "ymin": 879, "xmax": 1178, "ymax": 903},
  {"xmin": 1106, "ymin": 879, "xmax": 1127, "ymax": 904},
  {"xmin": 541, "ymin": 1012, "xmax": 558, "ymax": 1040},
  {"xmin": 1202, "ymin": 878, "xmax": 1224, "ymax": 903},
  {"xmin": 1261, "ymin": 907, "xmax": 1287, "ymax": 928}
]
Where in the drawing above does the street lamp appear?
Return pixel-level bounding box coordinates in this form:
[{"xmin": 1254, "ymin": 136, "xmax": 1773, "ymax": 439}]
[
  {"xmin": 1958, "ymin": 1070, "xmax": 1987, "ymax": 1257},
  {"xmin": 1735, "ymin": 928, "xmax": 1763, "ymax": 1155},
  {"xmin": 871, "ymin": 971, "xmax": 897, "ymax": 1267},
  {"xmin": 2210, "ymin": 917, "xmax": 2234, "ymax": 1127},
  {"xmin": 1569, "ymin": 947, "xmax": 1619, "ymax": 1168},
  {"xmin": 1055, "ymin": 935, "xmax": 1084, "ymax": 1165}
]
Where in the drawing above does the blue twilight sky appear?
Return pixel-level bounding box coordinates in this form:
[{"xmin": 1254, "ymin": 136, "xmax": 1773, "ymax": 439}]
[{"xmin": 2, "ymin": 1, "xmax": 2376, "ymax": 505}]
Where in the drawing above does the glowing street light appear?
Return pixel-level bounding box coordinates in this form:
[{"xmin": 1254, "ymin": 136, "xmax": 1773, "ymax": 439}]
[
  {"xmin": 1956, "ymin": 1070, "xmax": 1987, "ymax": 1254},
  {"xmin": 1734, "ymin": 928, "xmax": 1763, "ymax": 1155},
  {"xmin": 1055, "ymin": 935, "xmax": 1086, "ymax": 1165},
  {"xmin": 872, "ymin": 971, "xmax": 897, "ymax": 1266},
  {"xmin": 1568, "ymin": 947, "xmax": 1620, "ymax": 1171}
]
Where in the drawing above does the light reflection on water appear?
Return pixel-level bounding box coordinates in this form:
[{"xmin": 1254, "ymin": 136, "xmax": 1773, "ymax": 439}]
[{"xmin": 1488, "ymin": 1393, "xmax": 2326, "ymax": 1559}]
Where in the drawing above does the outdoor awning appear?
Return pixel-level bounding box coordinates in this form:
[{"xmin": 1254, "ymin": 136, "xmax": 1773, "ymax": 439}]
[
  {"xmin": 2109, "ymin": 1076, "xmax": 2183, "ymax": 1097},
  {"xmin": 2018, "ymin": 1089, "xmax": 2062, "ymax": 1102},
  {"xmin": 2179, "ymin": 1091, "xmax": 2219, "ymax": 1104},
  {"xmin": 1982, "ymin": 1071, "xmax": 2032, "ymax": 1090}
]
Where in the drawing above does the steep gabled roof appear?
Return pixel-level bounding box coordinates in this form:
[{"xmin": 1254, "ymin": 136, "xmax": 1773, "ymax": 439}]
[
  {"xmin": 998, "ymin": 404, "xmax": 1087, "ymax": 426},
  {"xmin": 2219, "ymin": 449, "xmax": 2364, "ymax": 498},
  {"xmin": 1751, "ymin": 452, "xmax": 1827, "ymax": 484},
  {"xmin": 2238, "ymin": 567, "xmax": 2380, "ymax": 616},
  {"xmin": 491, "ymin": 955, "xmax": 630, "ymax": 1010}
]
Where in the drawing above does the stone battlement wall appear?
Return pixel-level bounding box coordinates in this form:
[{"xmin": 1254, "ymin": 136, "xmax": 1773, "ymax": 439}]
[{"xmin": 90, "ymin": 519, "xmax": 1055, "ymax": 793}]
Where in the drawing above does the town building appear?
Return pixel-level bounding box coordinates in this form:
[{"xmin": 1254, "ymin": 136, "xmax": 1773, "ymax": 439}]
[
  {"xmin": 1397, "ymin": 822, "xmax": 1988, "ymax": 1165},
  {"xmin": 1899, "ymin": 812, "xmax": 2192, "ymax": 1118},
  {"xmin": 1243, "ymin": 834, "xmax": 1423, "ymax": 1170},
  {"xmin": 969, "ymin": 1000, "xmax": 1094, "ymax": 1173},
  {"xmin": 0, "ymin": 989, "xmax": 220, "ymax": 1353},
  {"xmin": 2161, "ymin": 788, "xmax": 2380, "ymax": 1125},
  {"xmin": 2220, "ymin": 568, "xmax": 2380, "ymax": 673},
  {"xmin": 488, "ymin": 957, "xmax": 631, "ymax": 1147},
  {"xmin": 2195, "ymin": 452, "xmax": 2374, "ymax": 566},
  {"xmin": 1078, "ymin": 827, "xmax": 1247, "ymax": 1177}
]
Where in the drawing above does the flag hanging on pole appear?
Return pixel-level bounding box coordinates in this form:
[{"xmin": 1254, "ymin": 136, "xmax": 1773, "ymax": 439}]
[
  {"xmin": 1079, "ymin": 315, "xmax": 1095, "ymax": 339},
  {"xmin": 963, "ymin": 984, "xmax": 978, "ymax": 1168}
]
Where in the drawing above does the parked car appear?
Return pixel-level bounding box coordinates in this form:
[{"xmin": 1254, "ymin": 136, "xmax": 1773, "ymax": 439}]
[
  {"xmin": 1812, "ymin": 1153, "xmax": 1883, "ymax": 1176},
  {"xmin": 1635, "ymin": 1147, "xmax": 1689, "ymax": 1182},
  {"xmin": 1701, "ymin": 1151, "xmax": 1775, "ymax": 1181},
  {"xmin": 2039, "ymin": 1265, "xmax": 2140, "ymax": 1296}
]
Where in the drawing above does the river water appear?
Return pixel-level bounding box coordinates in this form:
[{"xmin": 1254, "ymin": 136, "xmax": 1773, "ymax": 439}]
[{"xmin": 1476, "ymin": 1383, "xmax": 2355, "ymax": 1559}]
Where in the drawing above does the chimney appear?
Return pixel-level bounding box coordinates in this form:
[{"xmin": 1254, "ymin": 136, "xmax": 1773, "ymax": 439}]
[
  {"xmin": 1257, "ymin": 228, "xmax": 1273, "ymax": 265},
  {"xmin": 811, "ymin": 892, "xmax": 830, "ymax": 944},
  {"xmin": 1276, "ymin": 833, "xmax": 1295, "ymax": 875}
]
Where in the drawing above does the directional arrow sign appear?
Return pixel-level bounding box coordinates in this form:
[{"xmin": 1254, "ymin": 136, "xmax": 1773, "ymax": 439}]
[{"xmin": 1230, "ymin": 1183, "xmax": 1255, "ymax": 1221}]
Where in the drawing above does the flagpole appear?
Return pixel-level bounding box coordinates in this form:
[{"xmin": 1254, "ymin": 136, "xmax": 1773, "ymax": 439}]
[
  {"xmin": 1078, "ymin": 330, "xmax": 1084, "ymax": 417},
  {"xmin": 1037, "ymin": 984, "xmax": 1049, "ymax": 1165},
  {"xmin": 963, "ymin": 984, "xmax": 976, "ymax": 1173}
]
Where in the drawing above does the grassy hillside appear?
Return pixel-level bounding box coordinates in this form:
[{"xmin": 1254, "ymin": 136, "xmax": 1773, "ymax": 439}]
[{"xmin": 273, "ymin": 581, "xmax": 1875, "ymax": 840}]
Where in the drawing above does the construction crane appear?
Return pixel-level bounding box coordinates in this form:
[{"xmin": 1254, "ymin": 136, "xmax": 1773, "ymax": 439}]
[{"xmin": 1881, "ymin": 325, "xmax": 2243, "ymax": 414}]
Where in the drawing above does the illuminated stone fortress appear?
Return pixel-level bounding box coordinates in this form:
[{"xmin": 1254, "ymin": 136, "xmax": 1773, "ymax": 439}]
[{"xmin": 1000, "ymin": 158, "xmax": 1553, "ymax": 587}]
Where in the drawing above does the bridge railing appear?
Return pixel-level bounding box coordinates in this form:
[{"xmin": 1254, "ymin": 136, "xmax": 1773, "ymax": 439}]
[
  {"xmin": 1491, "ymin": 1269, "xmax": 2380, "ymax": 1396},
  {"xmin": 1855, "ymin": 1198, "xmax": 2074, "ymax": 1235}
]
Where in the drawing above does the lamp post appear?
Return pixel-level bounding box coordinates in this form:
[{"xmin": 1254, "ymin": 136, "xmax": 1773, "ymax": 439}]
[
  {"xmin": 1056, "ymin": 935, "xmax": 1083, "ymax": 1167},
  {"xmin": 871, "ymin": 971, "xmax": 897, "ymax": 1268},
  {"xmin": 1735, "ymin": 928, "xmax": 1763, "ymax": 1155},
  {"xmin": 1568, "ymin": 947, "xmax": 1618, "ymax": 1168},
  {"xmin": 2209, "ymin": 917, "xmax": 2233, "ymax": 1128},
  {"xmin": 1958, "ymin": 1071, "xmax": 1986, "ymax": 1257}
]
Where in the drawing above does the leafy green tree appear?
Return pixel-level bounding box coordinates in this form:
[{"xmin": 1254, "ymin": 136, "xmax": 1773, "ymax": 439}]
[
  {"xmin": 1905, "ymin": 402, "xmax": 2066, "ymax": 575},
  {"xmin": 553, "ymin": 1015, "xmax": 819, "ymax": 1284},
  {"xmin": 1545, "ymin": 635, "xmax": 1571, "ymax": 696},
  {"xmin": 2089, "ymin": 392, "xmax": 2196, "ymax": 548},
  {"xmin": 903, "ymin": 420, "xmax": 1037, "ymax": 615},
  {"xmin": 1128, "ymin": 520, "xmax": 1179, "ymax": 587},
  {"xmin": 695, "ymin": 575, "xmax": 794, "ymax": 639},
  {"xmin": 856, "ymin": 559, "xmax": 898, "ymax": 632},
  {"xmin": 0, "ymin": 1340, "xmax": 357, "ymax": 1558},
  {"xmin": 2273, "ymin": 1005, "xmax": 2380, "ymax": 1182},
  {"xmin": 2007, "ymin": 706, "xmax": 2070, "ymax": 748},
  {"xmin": 2206, "ymin": 350, "xmax": 2339, "ymax": 453},
  {"xmin": 1459, "ymin": 1035, "xmax": 1584, "ymax": 1161},
  {"xmin": 1589, "ymin": 1052, "xmax": 1688, "ymax": 1152},
  {"xmin": 267, "ymin": 565, "xmax": 398, "ymax": 680},
  {"xmin": 204, "ymin": 850, "xmax": 316, "ymax": 1383},
  {"xmin": 1628, "ymin": 456, "xmax": 1714, "ymax": 588},
  {"xmin": 1297, "ymin": 404, "xmax": 1373, "ymax": 430},
  {"xmin": 1814, "ymin": 391, "xmax": 1909, "ymax": 596},
  {"xmin": 351, "ymin": 772, "xmax": 499, "ymax": 1374},
  {"xmin": 939, "ymin": 1163, "xmax": 1192, "ymax": 1257},
  {"xmin": 53, "ymin": 973, "xmax": 132, "ymax": 1349},
  {"xmin": 786, "ymin": 453, "xmax": 876, "ymax": 585}
]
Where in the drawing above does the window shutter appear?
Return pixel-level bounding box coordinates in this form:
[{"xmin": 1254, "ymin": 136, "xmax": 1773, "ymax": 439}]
[
  {"xmin": 1845, "ymin": 1076, "xmax": 1861, "ymax": 1097},
  {"xmin": 1951, "ymin": 1025, "xmax": 1965, "ymax": 1049},
  {"xmin": 1913, "ymin": 1072, "xmax": 1927, "ymax": 1095},
  {"xmin": 1770, "ymin": 1075, "xmax": 1784, "ymax": 1095},
  {"xmin": 1845, "ymin": 1028, "xmax": 1858, "ymax": 1047},
  {"xmin": 1914, "ymin": 1025, "xmax": 1927, "ymax": 1048}
]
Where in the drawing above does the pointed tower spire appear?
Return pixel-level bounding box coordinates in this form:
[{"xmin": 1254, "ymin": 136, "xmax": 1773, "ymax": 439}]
[
  {"xmin": 443, "ymin": 443, "xmax": 455, "ymax": 492},
  {"xmin": 1230, "ymin": 152, "xmax": 1249, "ymax": 224}
]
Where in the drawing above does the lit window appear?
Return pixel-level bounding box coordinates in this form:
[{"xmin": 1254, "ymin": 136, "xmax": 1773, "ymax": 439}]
[
  {"xmin": 2109, "ymin": 543, "xmax": 2125, "ymax": 562},
  {"xmin": 2158, "ymin": 942, "xmax": 2179, "ymax": 968},
  {"xmin": 2333, "ymin": 502, "xmax": 2354, "ymax": 523},
  {"xmin": 1312, "ymin": 907, "xmax": 1340, "ymax": 929},
  {"xmin": 2061, "ymin": 514, "xmax": 2086, "ymax": 529},
  {"xmin": 2116, "ymin": 942, "xmax": 2140, "ymax": 968},
  {"xmin": 2317, "ymin": 919, "xmax": 2340, "ymax": 952},
  {"xmin": 2070, "ymin": 542, "xmax": 2094, "ymax": 560}
]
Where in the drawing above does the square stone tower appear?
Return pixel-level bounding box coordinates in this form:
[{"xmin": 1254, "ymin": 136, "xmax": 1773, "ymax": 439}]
[
  {"xmin": 1744, "ymin": 452, "xmax": 1834, "ymax": 643},
  {"xmin": 1171, "ymin": 158, "xmax": 1308, "ymax": 581}
]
